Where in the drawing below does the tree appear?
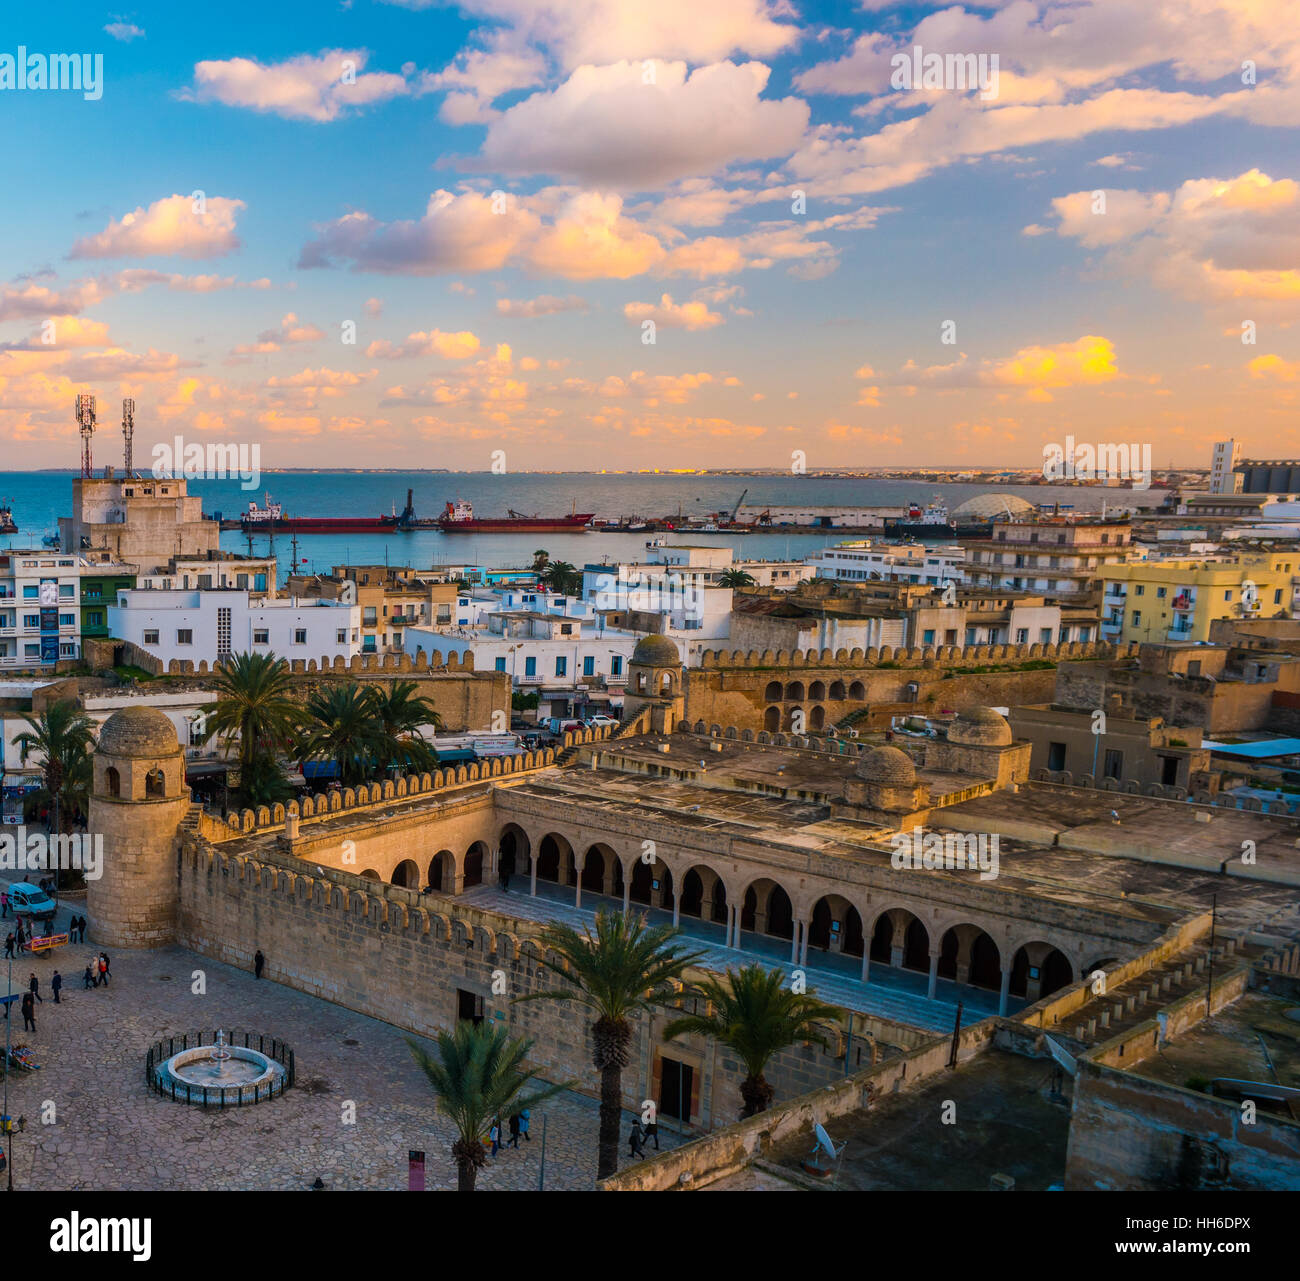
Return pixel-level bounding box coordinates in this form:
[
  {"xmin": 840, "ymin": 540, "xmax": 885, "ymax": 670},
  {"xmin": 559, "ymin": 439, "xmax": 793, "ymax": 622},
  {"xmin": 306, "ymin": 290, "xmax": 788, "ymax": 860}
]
[
  {"xmin": 407, "ymin": 1022, "xmax": 568, "ymax": 1191},
  {"xmin": 518, "ymin": 909, "xmax": 704, "ymax": 1180},
  {"xmin": 12, "ymin": 698, "xmax": 96, "ymax": 830},
  {"xmin": 370, "ymin": 679, "xmax": 443, "ymax": 773},
  {"xmin": 298, "ymin": 684, "xmax": 385, "ymax": 786},
  {"xmin": 206, "ymin": 652, "xmax": 300, "ymax": 805},
  {"xmin": 664, "ymin": 963, "xmax": 840, "ymax": 1118},
  {"xmin": 719, "ymin": 568, "xmax": 756, "ymax": 589},
  {"xmin": 531, "ymin": 549, "xmax": 550, "ymax": 574},
  {"xmin": 541, "ymin": 560, "xmax": 582, "ymax": 595}
]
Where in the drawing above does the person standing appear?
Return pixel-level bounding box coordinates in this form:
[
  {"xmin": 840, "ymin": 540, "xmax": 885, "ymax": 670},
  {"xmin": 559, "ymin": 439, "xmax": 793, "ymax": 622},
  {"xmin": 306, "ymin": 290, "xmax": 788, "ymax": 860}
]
[
  {"xmin": 83, "ymin": 963, "xmax": 95, "ymax": 990},
  {"xmin": 489, "ymin": 1118, "xmax": 501, "ymax": 1158},
  {"xmin": 1, "ymin": 891, "xmax": 8, "ymax": 918},
  {"xmin": 27, "ymin": 973, "xmax": 41, "ymax": 1004},
  {"xmin": 98, "ymin": 953, "xmax": 108, "ymax": 986},
  {"xmin": 51, "ymin": 970, "xmax": 62, "ymax": 1004},
  {"xmin": 644, "ymin": 1116, "xmax": 659, "ymax": 1150},
  {"xmin": 254, "ymin": 949, "xmax": 265, "ymax": 979},
  {"xmin": 519, "ymin": 1109, "xmax": 531, "ymax": 1142},
  {"xmin": 20, "ymin": 992, "xmax": 34, "ymax": 1033},
  {"xmin": 13, "ymin": 922, "xmax": 23, "ymax": 954},
  {"xmin": 508, "ymin": 1113, "xmax": 521, "ymax": 1148},
  {"xmin": 628, "ymin": 1118, "xmax": 645, "ymax": 1158},
  {"xmin": 3, "ymin": 935, "xmax": 12, "ymax": 960}
]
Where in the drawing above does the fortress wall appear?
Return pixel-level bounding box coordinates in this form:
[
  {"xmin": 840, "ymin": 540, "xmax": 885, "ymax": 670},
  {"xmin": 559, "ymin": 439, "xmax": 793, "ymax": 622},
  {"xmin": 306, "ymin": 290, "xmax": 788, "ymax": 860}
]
[{"xmin": 173, "ymin": 842, "xmax": 898, "ymax": 1126}]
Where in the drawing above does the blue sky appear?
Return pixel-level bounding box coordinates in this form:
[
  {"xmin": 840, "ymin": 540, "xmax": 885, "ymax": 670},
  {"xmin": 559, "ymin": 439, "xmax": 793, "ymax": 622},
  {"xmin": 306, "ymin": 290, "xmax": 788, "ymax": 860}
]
[{"xmin": 1, "ymin": 0, "xmax": 1297, "ymax": 471}]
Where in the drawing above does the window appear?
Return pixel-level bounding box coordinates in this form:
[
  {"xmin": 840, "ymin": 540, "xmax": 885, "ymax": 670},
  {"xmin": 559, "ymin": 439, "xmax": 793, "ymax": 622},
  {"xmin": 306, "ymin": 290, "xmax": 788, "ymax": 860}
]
[
  {"xmin": 59, "ymin": 613, "xmax": 75, "ymax": 626},
  {"xmin": 253, "ymin": 629, "xmax": 270, "ymax": 645},
  {"xmin": 144, "ymin": 629, "xmax": 159, "ymax": 645},
  {"xmin": 1039, "ymin": 628, "xmax": 1052, "ymax": 644},
  {"xmin": 1135, "ymin": 585, "xmax": 1145, "ymax": 596},
  {"xmin": 336, "ymin": 629, "xmax": 347, "ymax": 644},
  {"xmin": 583, "ymin": 655, "xmax": 595, "ymax": 676},
  {"xmin": 555, "ymin": 656, "xmax": 567, "ymax": 677},
  {"xmin": 21, "ymin": 586, "xmax": 37, "ymax": 599},
  {"xmin": 495, "ymin": 656, "xmax": 506, "ymax": 672},
  {"xmin": 1103, "ymin": 748, "xmax": 1124, "ymax": 780},
  {"xmin": 177, "ymin": 629, "xmax": 193, "ymax": 645},
  {"xmin": 293, "ymin": 628, "xmax": 307, "ymax": 644},
  {"xmin": 1156, "ymin": 587, "xmax": 1166, "ymax": 598},
  {"xmin": 611, "ymin": 655, "xmax": 623, "ymax": 677},
  {"xmin": 524, "ymin": 656, "xmax": 536, "ymax": 677},
  {"xmin": 59, "ymin": 584, "xmax": 74, "ymax": 597},
  {"xmin": 1224, "ymin": 590, "xmax": 1233, "ymax": 602},
  {"xmin": 22, "ymin": 614, "xmax": 38, "ymax": 629},
  {"xmin": 363, "ymin": 607, "xmax": 378, "ymax": 626},
  {"xmin": 1131, "ymin": 611, "xmax": 1141, "ymax": 627},
  {"xmin": 1047, "ymin": 742, "xmax": 1067, "ymax": 771},
  {"xmin": 1274, "ymin": 589, "xmax": 1283, "ymax": 604},
  {"xmin": 1015, "ymin": 628, "xmax": 1028, "ymax": 643},
  {"xmin": 560, "ymin": 623, "xmax": 573, "ymax": 635}
]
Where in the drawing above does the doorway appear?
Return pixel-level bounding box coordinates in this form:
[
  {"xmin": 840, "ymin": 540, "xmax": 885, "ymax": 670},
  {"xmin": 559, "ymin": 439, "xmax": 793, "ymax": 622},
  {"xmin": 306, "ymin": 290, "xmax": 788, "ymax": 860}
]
[{"xmin": 658, "ymin": 1056, "xmax": 694, "ymax": 1123}]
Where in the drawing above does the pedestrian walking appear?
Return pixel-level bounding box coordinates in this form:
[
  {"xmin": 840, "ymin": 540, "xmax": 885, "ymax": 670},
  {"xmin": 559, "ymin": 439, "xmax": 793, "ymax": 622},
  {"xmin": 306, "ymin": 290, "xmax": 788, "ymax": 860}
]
[
  {"xmin": 98, "ymin": 953, "xmax": 109, "ymax": 986},
  {"xmin": 254, "ymin": 949, "xmax": 265, "ymax": 979},
  {"xmin": 508, "ymin": 1113, "xmax": 521, "ymax": 1148},
  {"xmin": 51, "ymin": 970, "xmax": 61, "ymax": 1004},
  {"xmin": 628, "ymin": 1119, "xmax": 645, "ymax": 1158},
  {"xmin": 20, "ymin": 992, "xmax": 34, "ymax": 1033},
  {"xmin": 68, "ymin": 914, "xmax": 79, "ymax": 943},
  {"xmin": 27, "ymin": 973, "xmax": 41, "ymax": 1004},
  {"xmin": 83, "ymin": 963, "xmax": 95, "ymax": 990},
  {"xmin": 644, "ymin": 1117, "xmax": 659, "ymax": 1150},
  {"xmin": 519, "ymin": 1108, "xmax": 531, "ymax": 1142},
  {"xmin": 14, "ymin": 922, "xmax": 24, "ymax": 954},
  {"xmin": 489, "ymin": 1118, "xmax": 501, "ymax": 1158},
  {"xmin": 3, "ymin": 935, "xmax": 12, "ymax": 960},
  {"xmin": 1, "ymin": 891, "xmax": 9, "ymax": 918}
]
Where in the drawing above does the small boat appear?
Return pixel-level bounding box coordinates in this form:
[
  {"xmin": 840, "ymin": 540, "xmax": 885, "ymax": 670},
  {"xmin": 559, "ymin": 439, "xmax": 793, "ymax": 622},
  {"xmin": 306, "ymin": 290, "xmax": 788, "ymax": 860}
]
[{"xmin": 0, "ymin": 505, "xmax": 16, "ymax": 535}]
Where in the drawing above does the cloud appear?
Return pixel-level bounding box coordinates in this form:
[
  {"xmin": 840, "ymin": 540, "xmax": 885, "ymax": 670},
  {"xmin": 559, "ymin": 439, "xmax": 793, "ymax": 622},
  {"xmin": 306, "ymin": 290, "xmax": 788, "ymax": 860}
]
[
  {"xmin": 0, "ymin": 316, "xmax": 112, "ymax": 352},
  {"xmin": 228, "ymin": 313, "xmax": 325, "ymax": 361},
  {"xmin": 104, "ymin": 20, "xmax": 145, "ymax": 42},
  {"xmin": 475, "ymin": 60, "xmax": 809, "ymax": 189},
  {"xmin": 178, "ymin": 50, "xmax": 412, "ymax": 122},
  {"xmin": 365, "ymin": 329, "xmax": 482, "ymax": 359},
  {"xmin": 496, "ymin": 294, "xmax": 589, "ymax": 318},
  {"xmin": 433, "ymin": 0, "xmax": 799, "ymax": 68},
  {"xmin": 1249, "ymin": 354, "xmax": 1300, "ymax": 381},
  {"xmin": 1045, "ymin": 169, "xmax": 1300, "ymax": 305},
  {"xmin": 69, "ymin": 194, "xmax": 245, "ymax": 260},
  {"xmin": 421, "ymin": 41, "xmax": 547, "ymax": 124},
  {"xmin": 623, "ymin": 293, "xmax": 723, "ymax": 330}
]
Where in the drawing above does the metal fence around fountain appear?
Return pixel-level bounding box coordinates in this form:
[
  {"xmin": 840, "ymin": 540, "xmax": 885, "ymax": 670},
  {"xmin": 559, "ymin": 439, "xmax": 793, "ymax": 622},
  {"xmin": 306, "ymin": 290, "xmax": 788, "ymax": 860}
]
[{"xmin": 145, "ymin": 1030, "xmax": 297, "ymax": 1108}]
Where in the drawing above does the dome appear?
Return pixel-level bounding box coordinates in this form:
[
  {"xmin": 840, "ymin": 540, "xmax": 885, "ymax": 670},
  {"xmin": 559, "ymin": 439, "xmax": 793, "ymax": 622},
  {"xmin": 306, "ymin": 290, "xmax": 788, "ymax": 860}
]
[
  {"xmin": 947, "ymin": 706, "xmax": 1012, "ymax": 746},
  {"xmin": 952, "ymin": 493, "xmax": 1035, "ymax": 523},
  {"xmin": 97, "ymin": 706, "xmax": 180, "ymax": 758},
  {"xmin": 856, "ymin": 744, "xmax": 917, "ymax": 786},
  {"xmin": 631, "ymin": 634, "xmax": 681, "ymax": 667}
]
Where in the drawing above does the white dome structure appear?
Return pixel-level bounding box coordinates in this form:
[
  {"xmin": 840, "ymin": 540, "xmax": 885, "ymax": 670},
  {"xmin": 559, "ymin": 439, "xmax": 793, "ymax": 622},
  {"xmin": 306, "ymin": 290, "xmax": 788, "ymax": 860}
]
[{"xmin": 953, "ymin": 493, "xmax": 1036, "ymax": 523}]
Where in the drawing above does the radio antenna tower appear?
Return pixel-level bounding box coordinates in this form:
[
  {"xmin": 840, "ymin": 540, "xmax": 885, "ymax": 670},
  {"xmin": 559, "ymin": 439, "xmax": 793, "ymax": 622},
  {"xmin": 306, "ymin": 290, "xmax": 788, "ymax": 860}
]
[
  {"xmin": 75, "ymin": 393, "xmax": 96, "ymax": 478},
  {"xmin": 122, "ymin": 398, "xmax": 135, "ymax": 476}
]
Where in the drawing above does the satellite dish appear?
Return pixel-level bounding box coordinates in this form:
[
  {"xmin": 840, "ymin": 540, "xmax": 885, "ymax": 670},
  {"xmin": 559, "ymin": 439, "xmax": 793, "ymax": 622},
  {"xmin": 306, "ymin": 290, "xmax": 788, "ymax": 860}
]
[
  {"xmin": 1043, "ymin": 1035, "xmax": 1077, "ymax": 1077},
  {"xmin": 814, "ymin": 1124, "xmax": 846, "ymax": 1159}
]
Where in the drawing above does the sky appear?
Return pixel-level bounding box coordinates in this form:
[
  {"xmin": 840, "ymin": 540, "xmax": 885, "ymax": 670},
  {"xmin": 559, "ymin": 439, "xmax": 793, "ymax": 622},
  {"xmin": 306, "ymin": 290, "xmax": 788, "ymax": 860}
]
[{"xmin": 0, "ymin": 0, "xmax": 1298, "ymax": 472}]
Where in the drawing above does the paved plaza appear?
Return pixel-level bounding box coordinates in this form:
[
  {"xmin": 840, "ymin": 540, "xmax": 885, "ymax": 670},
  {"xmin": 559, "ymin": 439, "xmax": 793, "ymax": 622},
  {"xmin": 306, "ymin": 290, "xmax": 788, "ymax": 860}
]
[{"xmin": 0, "ymin": 891, "xmax": 680, "ymax": 1191}]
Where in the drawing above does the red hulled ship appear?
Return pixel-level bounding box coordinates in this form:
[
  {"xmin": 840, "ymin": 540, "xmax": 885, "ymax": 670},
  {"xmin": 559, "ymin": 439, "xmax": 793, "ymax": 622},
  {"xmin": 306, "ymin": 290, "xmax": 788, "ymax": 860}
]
[{"xmin": 435, "ymin": 499, "xmax": 593, "ymax": 534}]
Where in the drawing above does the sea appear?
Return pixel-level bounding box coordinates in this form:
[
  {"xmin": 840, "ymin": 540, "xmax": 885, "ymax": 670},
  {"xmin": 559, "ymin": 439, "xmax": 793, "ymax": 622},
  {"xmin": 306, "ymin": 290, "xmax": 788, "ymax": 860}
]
[{"xmin": 0, "ymin": 470, "xmax": 1163, "ymax": 586}]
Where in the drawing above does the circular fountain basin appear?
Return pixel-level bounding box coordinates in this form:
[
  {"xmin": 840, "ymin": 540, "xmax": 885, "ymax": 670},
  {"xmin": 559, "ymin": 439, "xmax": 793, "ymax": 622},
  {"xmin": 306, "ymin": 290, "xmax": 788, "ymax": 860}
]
[{"xmin": 156, "ymin": 1045, "xmax": 285, "ymax": 1103}]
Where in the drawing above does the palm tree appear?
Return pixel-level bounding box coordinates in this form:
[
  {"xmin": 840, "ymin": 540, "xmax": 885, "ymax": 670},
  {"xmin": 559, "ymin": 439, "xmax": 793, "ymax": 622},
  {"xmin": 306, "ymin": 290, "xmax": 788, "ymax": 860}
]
[
  {"xmin": 12, "ymin": 698, "xmax": 96, "ymax": 830},
  {"xmin": 298, "ymin": 684, "xmax": 385, "ymax": 786},
  {"xmin": 531, "ymin": 548, "xmax": 550, "ymax": 574},
  {"xmin": 664, "ymin": 964, "xmax": 841, "ymax": 1118},
  {"xmin": 540, "ymin": 560, "xmax": 582, "ymax": 595},
  {"xmin": 407, "ymin": 1022, "xmax": 568, "ymax": 1191},
  {"xmin": 719, "ymin": 568, "xmax": 756, "ymax": 588},
  {"xmin": 370, "ymin": 680, "xmax": 443, "ymax": 773},
  {"xmin": 206, "ymin": 652, "xmax": 300, "ymax": 805},
  {"xmin": 518, "ymin": 909, "xmax": 704, "ymax": 1180}
]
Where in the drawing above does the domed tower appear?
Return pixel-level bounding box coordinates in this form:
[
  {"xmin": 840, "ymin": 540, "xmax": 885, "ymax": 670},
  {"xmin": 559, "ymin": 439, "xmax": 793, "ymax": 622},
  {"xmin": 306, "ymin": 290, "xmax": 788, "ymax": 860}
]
[
  {"xmin": 929, "ymin": 706, "xmax": 1029, "ymax": 787},
  {"xmin": 87, "ymin": 706, "xmax": 189, "ymax": 948},
  {"xmin": 845, "ymin": 744, "xmax": 928, "ymax": 816},
  {"xmin": 623, "ymin": 633, "xmax": 684, "ymax": 732}
]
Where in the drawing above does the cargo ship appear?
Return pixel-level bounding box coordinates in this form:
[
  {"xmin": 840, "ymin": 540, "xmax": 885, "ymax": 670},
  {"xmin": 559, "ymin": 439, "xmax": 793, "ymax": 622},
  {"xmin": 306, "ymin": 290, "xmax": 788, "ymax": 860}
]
[
  {"xmin": 435, "ymin": 499, "xmax": 593, "ymax": 534},
  {"xmin": 236, "ymin": 494, "xmax": 407, "ymax": 535}
]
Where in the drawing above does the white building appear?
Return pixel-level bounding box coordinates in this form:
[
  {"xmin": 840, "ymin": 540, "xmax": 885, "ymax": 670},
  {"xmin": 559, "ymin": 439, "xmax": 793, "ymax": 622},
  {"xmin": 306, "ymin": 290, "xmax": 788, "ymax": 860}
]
[
  {"xmin": 109, "ymin": 588, "xmax": 360, "ymax": 666},
  {"xmin": 805, "ymin": 540, "xmax": 965, "ymax": 586},
  {"xmin": 137, "ymin": 554, "xmax": 276, "ymax": 594},
  {"xmin": 1210, "ymin": 440, "xmax": 1242, "ymax": 495}
]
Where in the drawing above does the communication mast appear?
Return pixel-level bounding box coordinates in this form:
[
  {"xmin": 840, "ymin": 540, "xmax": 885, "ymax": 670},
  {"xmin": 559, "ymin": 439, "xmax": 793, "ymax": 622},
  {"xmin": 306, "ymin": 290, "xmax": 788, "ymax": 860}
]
[
  {"xmin": 121, "ymin": 398, "xmax": 135, "ymax": 476},
  {"xmin": 75, "ymin": 393, "xmax": 96, "ymax": 478}
]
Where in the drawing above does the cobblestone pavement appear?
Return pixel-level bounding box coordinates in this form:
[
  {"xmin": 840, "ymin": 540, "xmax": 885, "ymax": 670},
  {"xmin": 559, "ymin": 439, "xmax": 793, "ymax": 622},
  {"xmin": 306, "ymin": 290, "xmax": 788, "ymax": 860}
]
[{"xmin": 0, "ymin": 941, "xmax": 681, "ymax": 1192}]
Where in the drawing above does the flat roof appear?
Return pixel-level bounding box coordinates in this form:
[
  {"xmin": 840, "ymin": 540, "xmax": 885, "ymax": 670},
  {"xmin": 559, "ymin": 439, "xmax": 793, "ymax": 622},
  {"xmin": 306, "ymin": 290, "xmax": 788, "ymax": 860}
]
[{"xmin": 1204, "ymin": 738, "xmax": 1300, "ymax": 759}]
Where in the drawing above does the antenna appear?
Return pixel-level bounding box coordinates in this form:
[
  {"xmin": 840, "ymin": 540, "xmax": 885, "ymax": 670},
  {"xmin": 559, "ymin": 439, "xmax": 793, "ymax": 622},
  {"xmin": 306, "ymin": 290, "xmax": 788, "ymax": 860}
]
[
  {"xmin": 76, "ymin": 393, "xmax": 96, "ymax": 478},
  {"xmin": 121, "ymin": 398, "xmax": 135, "ymax": 476}
]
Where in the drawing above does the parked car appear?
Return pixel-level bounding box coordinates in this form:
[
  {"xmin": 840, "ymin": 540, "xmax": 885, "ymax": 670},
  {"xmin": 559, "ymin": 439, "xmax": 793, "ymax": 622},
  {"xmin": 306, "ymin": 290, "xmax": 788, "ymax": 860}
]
[
  {"xmin": 585, "ymin": 715, "xmax": 619, "ymax": 729},
  {"xmin": 8, "ymin": 882, "xmax": 56, "ymax": 924}
]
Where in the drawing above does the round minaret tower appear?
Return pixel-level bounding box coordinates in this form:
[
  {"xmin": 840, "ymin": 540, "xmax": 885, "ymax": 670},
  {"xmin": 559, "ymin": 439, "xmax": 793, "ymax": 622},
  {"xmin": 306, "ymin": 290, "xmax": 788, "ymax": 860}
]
[{"xmin": 86, "ymin": 706, "xmax": 189, "ymax": 947}]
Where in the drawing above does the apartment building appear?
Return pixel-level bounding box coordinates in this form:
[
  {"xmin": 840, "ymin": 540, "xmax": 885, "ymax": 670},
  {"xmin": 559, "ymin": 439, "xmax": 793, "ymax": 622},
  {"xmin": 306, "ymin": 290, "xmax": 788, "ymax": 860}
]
[
  {"xmin": 1100, "ymin": 552, "xmax": 1300, "ymax": 644},
  {"xmin": 962, "ymin": 515, "xmax": 1141, "ymax": 595}
]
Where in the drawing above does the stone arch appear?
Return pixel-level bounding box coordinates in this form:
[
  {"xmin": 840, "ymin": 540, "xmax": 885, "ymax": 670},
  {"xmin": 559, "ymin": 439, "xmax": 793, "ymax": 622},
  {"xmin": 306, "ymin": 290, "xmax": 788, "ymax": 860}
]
[
  {"xmin": 1009, "ymin": 941, "xmax": 1074, "ymax": 1001},
  {"xmin": 496, "ymin": 822, "xmax": 530, "ymax": 886},
  {"xmin": 105, "ymin": 766, "xmax": 121, "ymax": 798},
  {"xmin": 428, "ymin": 850, "xmax": 454, "ymax": 892},
  {"xmin": 580, "ymin": 842, "xmax": 625, "ymax": 899},
  {"xmin": 829, "ymin": 680, "xmax": 846, "ymax": 700},
  {"xmin": 784, "ymin": 680, "xmax": 805, "ymax": 702},
  {"xmin": 936, "ymin": 924, "xmax": 1001, "ymax": 991},
  {"xmin": 392, "ymin": 859, "xmax": 420, "ymax": 890},
  {"xmin": 359, "ymin": 868, "xmax": 381, "ymax": 881},
  {"xmin": 535, "ymin": 832, "xmax": 576, "ymax": 888},
  {"xmin": 849, "ymin": 680, "xmax": 865, "ymax": 700},
  {"xmin": 740, "ymin": 877, "xmax": 794, "ymax": 941},
  {"xmin": 809, "ymin": 704, "xmax": 826, "ymax": 732},
  {"xmin": 807, "ymin": 894, "xmax": 864, "ymax": 957},
  {"xmin": 764, "ymin": 680, "xmax": 783, "ymax": 702},
  {"xmin": 763, "ymin": 705, "xmax": 780, "ymax": 732},
  {"xmin": 464, "ymin": 840, "xmax": 489, "ymax": 889},
  {"xmin": 869, "ymin": 907, "xmax": 930, "ymax": 972},
  {"xmin": 809, "ymin": 680, "xmax": 827, "ymax": 701},
  {"xmin": 678, "ymin": 863, "xmax": 727, "ymax": 924}
]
